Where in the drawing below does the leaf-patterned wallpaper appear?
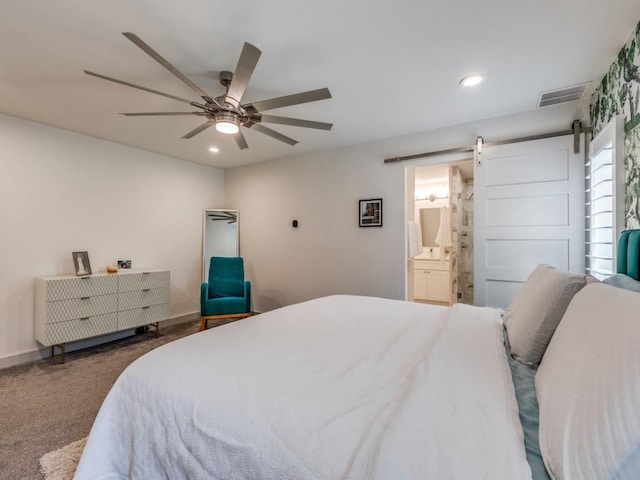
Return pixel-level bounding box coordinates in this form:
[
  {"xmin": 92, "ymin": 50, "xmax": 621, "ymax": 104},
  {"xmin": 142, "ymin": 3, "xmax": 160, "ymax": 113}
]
[{"xmin": 590, "ymin": 20, "xmax": 640, "ymax": 228}]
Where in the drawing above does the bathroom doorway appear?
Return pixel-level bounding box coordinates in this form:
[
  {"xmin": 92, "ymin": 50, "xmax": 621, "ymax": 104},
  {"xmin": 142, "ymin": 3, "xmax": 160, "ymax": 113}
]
[{"xmin": 406, "ymin": 160, "xmax": 474, "ymax": 305}]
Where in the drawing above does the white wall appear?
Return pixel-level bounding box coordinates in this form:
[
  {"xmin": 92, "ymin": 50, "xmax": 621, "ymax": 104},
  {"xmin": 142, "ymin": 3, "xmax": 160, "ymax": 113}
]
[
  {"xmin": 226, "ymin": 102, "xmax": 588, "ymax": 313},
  {"xmin": 0, "ymin": 113, "xmax": 225, "ymax": 366}
]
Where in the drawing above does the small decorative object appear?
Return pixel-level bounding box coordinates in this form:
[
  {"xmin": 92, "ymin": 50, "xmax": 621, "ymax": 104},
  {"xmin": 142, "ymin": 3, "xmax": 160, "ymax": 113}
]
[
  {"xmin": 118, "ymin": 260, "xmax": 132, "ymax": 269},
  {"xmin": 72, "ymin": 251, "xmax": 92, "ymax": 276},
  {"xmin": 359, "ymin": 198, "xmax": 383, "ymax": 227},
  {"xmin": 106, "ymin": 265, "xmax": 119, "ymax": 273}
]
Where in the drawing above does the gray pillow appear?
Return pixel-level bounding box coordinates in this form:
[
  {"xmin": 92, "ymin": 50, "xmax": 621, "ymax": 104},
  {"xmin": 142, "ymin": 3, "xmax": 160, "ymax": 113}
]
[
  {"xmin": 504, "ymin": 264, "xmax": 586, "ymax": 366},
  {"xmin": 602, "ymin": 273, "xmax": 640, "ymax": 292}
]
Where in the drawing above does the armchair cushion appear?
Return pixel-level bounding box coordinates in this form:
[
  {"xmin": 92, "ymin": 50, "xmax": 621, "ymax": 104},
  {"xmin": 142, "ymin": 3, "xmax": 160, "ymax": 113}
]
[
  {"xmin": 202, "ymin": 296, "xmax": 248, "ymax": 316},
  {"xmin": 209, "ymin": 256, "xmax": 245, "ymax": 298}
]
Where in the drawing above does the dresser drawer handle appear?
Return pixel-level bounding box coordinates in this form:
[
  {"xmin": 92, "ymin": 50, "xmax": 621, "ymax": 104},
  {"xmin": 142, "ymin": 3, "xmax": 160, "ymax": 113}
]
[
  {"xmin": 80, "ymin": 316, "xmax": 90, "ymax": 321},
  {"xmin": 142, "ymin": 289, "xmax": 150, "ymax": 292},
  {"xmin": 80, "ymin": 296, "xmax": 90, "ymax": 300},
  {"xmin": 142, "ymin": 306, "xmax": 150, "ymax": 310},
  {"xmin": 81, "ymin": 277, "xmax": 90, "ymax": 280},
  {"xmin": 142, "ymin": 272, "xmax": 150, "ymax": 275}
]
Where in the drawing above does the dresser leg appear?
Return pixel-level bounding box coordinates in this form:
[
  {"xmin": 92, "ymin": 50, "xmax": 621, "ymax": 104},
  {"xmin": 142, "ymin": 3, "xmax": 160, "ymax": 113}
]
[{"xmin": 52, "ymin": 344, "xmax": 66, "ymax": 364}]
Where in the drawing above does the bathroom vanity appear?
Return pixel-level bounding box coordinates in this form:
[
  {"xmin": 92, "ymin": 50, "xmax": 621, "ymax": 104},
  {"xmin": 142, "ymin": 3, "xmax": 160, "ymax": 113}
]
[{"xmin": 413, "ymin": 252, "xmax": 451, "ymax": 304}]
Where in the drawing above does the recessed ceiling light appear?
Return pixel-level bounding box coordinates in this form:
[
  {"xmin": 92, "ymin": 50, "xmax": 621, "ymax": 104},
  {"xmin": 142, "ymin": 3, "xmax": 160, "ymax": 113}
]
[
  {"xmin": 208, "ymin": 147, "xmax": 220, "ymax": 153},
  {"xmin": 459, "ymin": 75, "xmax": 484, "ymax": 87}
]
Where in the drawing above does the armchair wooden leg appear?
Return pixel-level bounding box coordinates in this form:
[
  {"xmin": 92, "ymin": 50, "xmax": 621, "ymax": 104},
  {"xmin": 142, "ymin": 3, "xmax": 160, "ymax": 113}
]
[{"xmin": 200, "ymin": 312, "xmax": 253, "ymax": 331}]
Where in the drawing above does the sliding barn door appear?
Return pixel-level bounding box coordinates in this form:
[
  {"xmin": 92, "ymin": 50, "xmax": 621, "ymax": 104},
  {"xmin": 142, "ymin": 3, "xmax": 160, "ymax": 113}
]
[{"xmin": 474, "ymin": 135, "xmax": 585, "ymax": 308}]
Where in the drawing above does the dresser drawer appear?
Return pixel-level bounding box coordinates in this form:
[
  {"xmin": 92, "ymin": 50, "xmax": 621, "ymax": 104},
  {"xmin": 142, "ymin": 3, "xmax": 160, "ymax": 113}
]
[
  {"xmin": 118, "ymin": 271, "xmax": 170, "ymax": 293},
  {"xmin": 42, "ymin": 313, "xmax": 119, "ymax": 345},
  {"xmin": 44, "ymin": 275, "xmax": 118, "ymax": 301},
  {"xmin": 46, "ymin": 294, "xmax": 118, "ymax": 324},
  {"xmin": 118, "ymin": 303, "xmax": 170, "ymax": 330},
  {"xmin": 118, "ymin": 287, "xmax": 170, "ymax": 310}
]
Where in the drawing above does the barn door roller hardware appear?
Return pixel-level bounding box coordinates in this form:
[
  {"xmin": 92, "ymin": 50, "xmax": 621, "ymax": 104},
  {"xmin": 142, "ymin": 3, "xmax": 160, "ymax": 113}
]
[{"xmin": 572, "ymin": 119, "xmax": 582, "ymax": 154}]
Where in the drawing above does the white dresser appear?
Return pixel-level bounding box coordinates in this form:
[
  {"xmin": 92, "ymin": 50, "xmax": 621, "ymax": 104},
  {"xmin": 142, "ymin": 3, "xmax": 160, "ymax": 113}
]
[{"xmin": 35, "ymin": 269, "xmax": 170, "ymax": 361}]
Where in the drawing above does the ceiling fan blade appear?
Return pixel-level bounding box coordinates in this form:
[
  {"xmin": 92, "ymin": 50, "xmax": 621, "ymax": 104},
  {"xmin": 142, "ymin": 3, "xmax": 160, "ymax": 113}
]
[
  {"xmin": 208, "ymin": 211, "xmax": 237, "ymax": 219},
  {"xmin": 84, "ymin": 70, "xmax": 201, "ymax": 107},
  {"xmin": 248, "ymin": 88, "xmax": 331, "ymax": 112},
  {"xmin": 234, "ymin": 130, "xmax": 249, "ymax": 150},
  {"xmin": 181, "ymin": 121, "xmax": 214, "ymax": 139},
  {"xmin": 259, "ymin": 114, "xmax": 333, "ymax": 131},
  {"xmin": 225, "ymin": 42, "xmax": 262, "ymax": 109},
  {"xmin": 251, "ymin": 123, "xmax": 298, "ymax": 146},
  {"xmin": 122, "ymin": 32, "xmax": 215, "ymax": 104},
  {"xmin": 120, "ymin": 112, "xmax": 205, "ymax": 116}
]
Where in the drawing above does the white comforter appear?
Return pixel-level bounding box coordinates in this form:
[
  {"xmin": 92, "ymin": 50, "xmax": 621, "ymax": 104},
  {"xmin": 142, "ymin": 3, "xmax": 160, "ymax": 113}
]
[{"xmin": 75, "ymin": 295, "xmax": 531, "ymax": 480}]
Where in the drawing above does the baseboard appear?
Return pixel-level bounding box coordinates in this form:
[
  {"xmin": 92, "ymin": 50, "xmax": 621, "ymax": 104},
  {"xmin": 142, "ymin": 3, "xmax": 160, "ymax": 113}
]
[
  {"xmin": 0, "ymin": 311, "xmax": 200, "ymax": 370},
  {"xmin": 161, "ymin": 311, "xmax": 200, "ymax": 326}
]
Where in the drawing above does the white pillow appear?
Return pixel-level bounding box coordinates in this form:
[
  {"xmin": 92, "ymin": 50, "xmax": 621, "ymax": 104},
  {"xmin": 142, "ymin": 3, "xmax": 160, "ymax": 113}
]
[
  {"xmin": 504, "ymin": 264, "xmax": 586, "ymax": 366},
  {"xmin": 536, "ymin": 282, "xmax": 640, "ymax": 479}
]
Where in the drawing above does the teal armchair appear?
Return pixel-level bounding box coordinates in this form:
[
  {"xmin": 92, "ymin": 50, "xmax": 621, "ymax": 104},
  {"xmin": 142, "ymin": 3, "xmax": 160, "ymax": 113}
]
[{"xmin": 200, "ymin": 256, "xmax": 252, "ymax": 331}]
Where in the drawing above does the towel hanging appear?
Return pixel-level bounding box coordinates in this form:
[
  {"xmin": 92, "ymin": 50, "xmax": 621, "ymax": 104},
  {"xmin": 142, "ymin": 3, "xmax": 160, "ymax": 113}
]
[
  {"xmin": 407, "ymin": 221, "xmax": 423, "ymax": 259},
  {"xmin": 435, "ymin": 206, "xmax": 452, "ymax": 256}
]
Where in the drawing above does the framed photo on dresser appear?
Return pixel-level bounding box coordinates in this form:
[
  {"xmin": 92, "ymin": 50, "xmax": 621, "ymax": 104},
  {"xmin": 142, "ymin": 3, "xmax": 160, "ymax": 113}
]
[{"xmin": 72, "ymin": 251, "xmax": 92, "ymax": 276}]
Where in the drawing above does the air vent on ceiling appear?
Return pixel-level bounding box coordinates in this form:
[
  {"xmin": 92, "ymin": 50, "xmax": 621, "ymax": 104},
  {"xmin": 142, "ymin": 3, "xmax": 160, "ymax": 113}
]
[{"xmin": 537, "ymin": 82, "xmax": 589, "ymax": 108}]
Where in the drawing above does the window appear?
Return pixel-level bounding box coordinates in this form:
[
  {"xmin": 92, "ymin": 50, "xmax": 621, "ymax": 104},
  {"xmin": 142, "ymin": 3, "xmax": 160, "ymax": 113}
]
[{"xmin": 585, "ymin": 115, "xmax": 624, "ymax": 280}]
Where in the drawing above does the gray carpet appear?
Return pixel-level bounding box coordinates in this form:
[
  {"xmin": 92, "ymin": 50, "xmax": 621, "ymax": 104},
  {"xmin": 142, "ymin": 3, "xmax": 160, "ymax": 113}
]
[{"xmin": 0, "ymin": 319, "xmax": 204, "ymax": 480}]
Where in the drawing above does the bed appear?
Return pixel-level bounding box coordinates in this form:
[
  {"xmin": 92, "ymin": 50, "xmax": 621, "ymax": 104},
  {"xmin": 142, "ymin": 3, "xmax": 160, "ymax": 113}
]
[{"xmin": 75, "ymin": 231, "xmax": 640, "ymax": 480}]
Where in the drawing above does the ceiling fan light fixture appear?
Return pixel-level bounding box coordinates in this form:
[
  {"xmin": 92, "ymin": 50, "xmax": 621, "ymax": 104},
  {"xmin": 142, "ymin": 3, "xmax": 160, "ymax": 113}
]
[
  {"xmin": 459, "ymin": 74, "xmax": 484, "ymax": 87},
  {"xmin": 87, "ymin": 33, "xmax": 332, "ymax": 149},
  {"xmin": 215, "ymin": 114, "xmax": 240, "ymax": 135}
]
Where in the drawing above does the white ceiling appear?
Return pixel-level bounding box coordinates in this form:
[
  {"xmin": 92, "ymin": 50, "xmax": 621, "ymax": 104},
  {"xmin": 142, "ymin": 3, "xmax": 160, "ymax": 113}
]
[{"xmin": 1, "ymin": 0, "xmax": 639, "ymax": 169}]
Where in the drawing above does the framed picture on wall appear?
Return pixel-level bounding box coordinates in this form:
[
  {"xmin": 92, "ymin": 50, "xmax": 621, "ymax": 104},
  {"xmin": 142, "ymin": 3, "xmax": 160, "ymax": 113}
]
[
  {"xmin": 359, "ymin": 198, "xmax": 383, "ymax": 227},
  {"xmin": 72, "ymin": 251, "xmax": 92, "ymax": 276}
]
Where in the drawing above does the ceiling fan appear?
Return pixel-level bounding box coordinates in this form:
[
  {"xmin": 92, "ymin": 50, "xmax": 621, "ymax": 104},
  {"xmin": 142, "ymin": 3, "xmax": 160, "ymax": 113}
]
[
  {"xmin": 208, "ymin": 211, "xmax": 237, "ymax": 223},
  {"xmin": 84, "ymin": 32, "xmax": 332, "ymax": 149}
]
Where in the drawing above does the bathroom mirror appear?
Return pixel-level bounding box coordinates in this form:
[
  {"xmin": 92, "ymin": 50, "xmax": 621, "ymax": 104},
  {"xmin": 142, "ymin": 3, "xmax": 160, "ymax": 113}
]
[
  {"xmin": 202, "ymin": 209, "xmax": 239, "ymax": 281},
  {"xmin": 419, "ymin": 208, "xmax": 441, "ymax": 247}
]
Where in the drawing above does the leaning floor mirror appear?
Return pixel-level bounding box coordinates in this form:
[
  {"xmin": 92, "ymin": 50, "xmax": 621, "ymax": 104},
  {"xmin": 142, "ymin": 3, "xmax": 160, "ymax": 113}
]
[{"xmin": 202, "ymin": 209, "xmax": 239, "ymax": 281}]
